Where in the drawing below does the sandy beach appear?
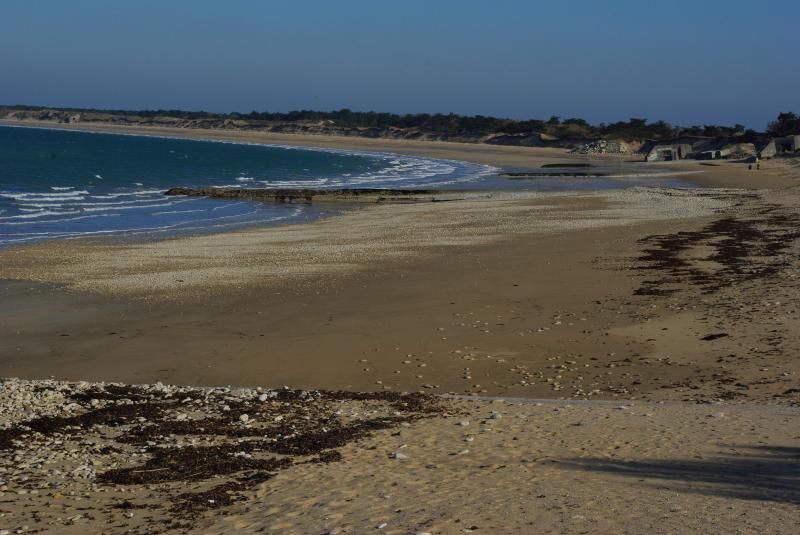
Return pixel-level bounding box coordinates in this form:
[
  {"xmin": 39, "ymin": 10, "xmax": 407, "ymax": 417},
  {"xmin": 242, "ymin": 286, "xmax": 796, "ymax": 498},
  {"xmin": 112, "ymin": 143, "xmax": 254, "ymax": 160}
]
[
  {"xmin": 4, "ymin": 119, "xmax": 797, "ymax": 189},
  {"xmin": 2, "ymin": 380, "xmax": 799, "ymax": 534},
  {"xmin": 1, "ymin": 121, "xmax": 799, "ymax": 533}
]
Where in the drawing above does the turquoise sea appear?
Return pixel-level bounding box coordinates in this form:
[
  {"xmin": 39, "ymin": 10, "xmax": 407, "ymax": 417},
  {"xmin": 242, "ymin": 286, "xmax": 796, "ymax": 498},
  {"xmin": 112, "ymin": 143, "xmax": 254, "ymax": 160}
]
[
  {"xmin": 0, "ymin": 126, "xmax": 497, "ymax": 246},
  {"xmin": 0, "ymin": 125, "xmax": 694, "ymax": 246}
]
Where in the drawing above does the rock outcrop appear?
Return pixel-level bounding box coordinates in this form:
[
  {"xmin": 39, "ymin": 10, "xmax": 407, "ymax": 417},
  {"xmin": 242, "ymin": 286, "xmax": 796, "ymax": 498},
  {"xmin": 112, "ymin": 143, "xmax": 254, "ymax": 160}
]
[{"xmin": 165, "ymin": 187, "xmax": 443, "ymax": 204}]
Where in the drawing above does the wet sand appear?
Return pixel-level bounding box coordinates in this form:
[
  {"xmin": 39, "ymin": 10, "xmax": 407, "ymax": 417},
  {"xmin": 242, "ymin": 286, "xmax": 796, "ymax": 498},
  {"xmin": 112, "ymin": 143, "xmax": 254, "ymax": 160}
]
[
  {"xmin": 1, "ymin": 122, "xmax": 799, "ymax": 533},
  {"xmin": 1, "ymin": 187, "xmax": 761, "ymax": 400},
  {"xmin": 0, "ymin": 124, "xmax": 799, "ymax": 402}
]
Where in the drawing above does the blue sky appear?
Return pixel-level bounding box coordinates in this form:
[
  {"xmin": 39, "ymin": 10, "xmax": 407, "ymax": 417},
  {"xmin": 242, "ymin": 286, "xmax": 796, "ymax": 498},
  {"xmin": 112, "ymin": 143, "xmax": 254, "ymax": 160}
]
[{"xmin": 2, "ymin": 0, "xmax": 798, "ymax": 128}]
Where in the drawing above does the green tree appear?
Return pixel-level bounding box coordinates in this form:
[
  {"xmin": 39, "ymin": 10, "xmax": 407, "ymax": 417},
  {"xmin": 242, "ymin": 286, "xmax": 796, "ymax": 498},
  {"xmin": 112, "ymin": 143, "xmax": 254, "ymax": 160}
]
[{"xmin": 768, "ymin": 112, "xmax": 800, "ymax": 137}]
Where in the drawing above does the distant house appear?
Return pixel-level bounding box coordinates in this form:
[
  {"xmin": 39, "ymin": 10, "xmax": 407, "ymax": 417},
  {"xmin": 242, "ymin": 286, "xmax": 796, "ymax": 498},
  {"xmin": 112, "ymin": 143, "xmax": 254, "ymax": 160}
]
[
  {"xmin": 758, "ymin": 139, "xmax": 777, "ymax": 159},
  {"xmin": 693, "ymin": 140, "xmax": 755, "ymax": 160},
  {"xmin": 775, "ymin": 135, "xmax": 800, "ymax": 154},
  {"xmin": 697, "ymin": 147, "xmax": 732, "ymax": 160},
  {"xmin": 645, "ymin": 143, "xmax": 693, "ymax": 162},
  {"xmin": 727, "ymin": 143, "xmax": 757, "ymax": 159},
  {"xmin": 639, "ymin": 135, "xmax": 791, "ymax": 163},
  {"xmin": 758, "ymin": 135, "xmax": 800, "ymax": 159},
  {"xmin": 698, "ymin": 145, "xmax": 749, "ymax": 160}
]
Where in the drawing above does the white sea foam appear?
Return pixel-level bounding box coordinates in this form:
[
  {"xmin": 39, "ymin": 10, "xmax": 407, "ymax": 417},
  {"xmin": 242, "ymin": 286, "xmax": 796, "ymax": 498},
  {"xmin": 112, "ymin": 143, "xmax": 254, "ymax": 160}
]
[
  {"xmin": 2, "ymin": 124, "xmax": 496, "ymax": 187},
  {"xmin": 92, "ymin": 189, "xmax": 165, "ymax": 199},
  {"xmin": 18, "ymin": 206, "xmax": 54, "ymax": 212},
  {"xmin": 81, "ymin": 201, "xmax": 188, "ymax": 212},
  {"xmin": 1, "ymin": 124, "xmax": 498, "ymax": 245},
  {"xmin": 1, "ymin": 191, "xmax": 89, "ymax": 201},
  {"xmin": 73, "ymin": 198, "xmax": 170, "ymax": 207},
  {"xmin": 0, "ymin": 207, "xmax": 273, "ymax": 243},
  {"xmin": 0, "ymin": 209, "xmax": 81, "ymax": 221},
  {"xmin": 0, "ymin": 213, "xmax": 123, "ymax": 227},
  {"xmin": 212, "ymin": 201, "xmax": 246, "ymax": 211},
  {"xmin": 151, "ymin": 208, "xmax": 206, "ymax": 216},
  {"xmin": 260, "ymin": 179, "xmax": 329, "ymax": 187},
  {"xmin": 19, "ymin": 198, "xmax": 167, "ymax": 209},
  {"xmin": 0, "ymin": 213, "xmax": 268, "ymax": 244},
  {"xmin": 7, "ymin": 122, "xmax": 493, "ymax": 165}
]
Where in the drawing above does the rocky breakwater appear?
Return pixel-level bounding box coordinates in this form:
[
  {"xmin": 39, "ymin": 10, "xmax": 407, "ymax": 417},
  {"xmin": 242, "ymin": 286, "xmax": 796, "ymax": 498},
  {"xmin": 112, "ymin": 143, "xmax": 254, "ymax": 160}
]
[{"xmin": 164, "ymin": 187, "xmax": 447, "ymax": 204}]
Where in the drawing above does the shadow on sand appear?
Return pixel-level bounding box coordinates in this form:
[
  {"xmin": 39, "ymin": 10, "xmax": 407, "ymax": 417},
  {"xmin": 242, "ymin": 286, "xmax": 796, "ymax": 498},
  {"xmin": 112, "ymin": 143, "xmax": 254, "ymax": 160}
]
[{"xmin": 559, "ymin": 445, "xmax": 800, "ymax": 505}]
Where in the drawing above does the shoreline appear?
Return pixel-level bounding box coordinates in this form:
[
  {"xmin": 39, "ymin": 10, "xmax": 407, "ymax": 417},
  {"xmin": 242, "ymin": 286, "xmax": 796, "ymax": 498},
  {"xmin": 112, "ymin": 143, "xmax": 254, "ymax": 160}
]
[
  {"xmin": 0, "ymin": 118, "xmax": 591, "ymax": 169},
  {"xmin": 1, "ymin": 118, "xmax": 794, "ymax": 253},
  {"xmin": 1, "ymin": 120, "xmax": 798, "ymax": 398},
  {"xmin": 0, "ymin": 120, "xmax": 502, "ymax": 182},
  {"xmin": 0, "ymin": 121, "xmax": 503, "ymax": 248},
  {"xmin": 4, "ymin": 185, "xmax": 800, "ymax": 403},
  {"xmin": 4, "ymin": 118, "xmax": 798, "ymax": 191},
  {"xmin": 2, "ymin": 119, "xmax": 799, "ymax": 533}
]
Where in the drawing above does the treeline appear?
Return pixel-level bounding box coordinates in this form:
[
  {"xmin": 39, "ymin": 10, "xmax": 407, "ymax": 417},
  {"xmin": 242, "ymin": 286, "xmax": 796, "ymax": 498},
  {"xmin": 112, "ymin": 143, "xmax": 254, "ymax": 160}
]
[
  {"xmin": 768, "ymin": 112, "xmax": 800, "ymax": 137},
  {"xmin": 3, "ymin": 104, "xmax": 795, "ymax": 141}
]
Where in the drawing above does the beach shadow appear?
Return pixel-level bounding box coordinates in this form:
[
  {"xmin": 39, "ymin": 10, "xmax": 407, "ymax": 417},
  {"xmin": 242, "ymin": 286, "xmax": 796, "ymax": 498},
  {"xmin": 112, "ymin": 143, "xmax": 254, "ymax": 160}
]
[{"xmin": 558, "ymin": 445, "xmax": 800, "ymax": 505}]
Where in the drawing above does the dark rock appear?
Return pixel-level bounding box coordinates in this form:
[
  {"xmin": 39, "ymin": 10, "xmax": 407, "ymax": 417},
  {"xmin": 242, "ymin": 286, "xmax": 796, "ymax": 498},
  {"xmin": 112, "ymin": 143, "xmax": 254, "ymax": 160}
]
[{"xmin": 164, "ymin": 187, "xmax": 442, "ymax": 204}]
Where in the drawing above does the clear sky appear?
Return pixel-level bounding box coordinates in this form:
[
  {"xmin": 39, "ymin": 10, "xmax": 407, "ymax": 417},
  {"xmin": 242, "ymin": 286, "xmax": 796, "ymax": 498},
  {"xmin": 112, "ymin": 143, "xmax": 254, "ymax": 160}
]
[{"xmin": 2, "ymin": 0, "xmax": 798, "ymax": 129}]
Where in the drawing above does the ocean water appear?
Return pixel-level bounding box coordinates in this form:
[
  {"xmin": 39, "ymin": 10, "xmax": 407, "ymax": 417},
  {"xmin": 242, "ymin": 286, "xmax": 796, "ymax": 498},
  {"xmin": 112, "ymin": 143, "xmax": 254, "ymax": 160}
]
[{"xmin": 0, "ymin": 126, "xmax": 494, "ymax": 246}]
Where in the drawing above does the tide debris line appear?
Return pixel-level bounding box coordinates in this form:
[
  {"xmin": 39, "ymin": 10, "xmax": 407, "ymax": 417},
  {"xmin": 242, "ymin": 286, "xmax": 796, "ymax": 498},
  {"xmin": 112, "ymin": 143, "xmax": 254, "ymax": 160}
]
[{"xmin": 0, "ymin": 379, "xmax": 446, "ymax": 532}]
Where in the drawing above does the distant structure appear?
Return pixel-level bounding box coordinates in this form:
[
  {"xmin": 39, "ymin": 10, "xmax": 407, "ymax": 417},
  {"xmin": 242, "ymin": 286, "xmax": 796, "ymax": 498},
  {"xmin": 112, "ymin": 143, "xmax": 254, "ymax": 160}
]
[
  {"xmin": 774, "ymin": 135, "xmax": 799, "ymax": 155},
  {"xmin": 645, "ymin": 143, "xmax": 693, "ymax": 162},
  {"xmin": 757, "ymin": 135, "xmax": 799, "ymax": 159},
  {"xmin": 696, "ymin": 142, "xmax": 756, "ymax": 160},
  {"xmin": 643, "ymin": 138, "xmax": 763, "ymax": 161},
  {"xmin": 572, "ymin": 140, "xmax": 628, "ymax": 155},
  {"xmin": 696, "ymin": 141, "xmax": 735, "ymax": 160},
  {"xmin": 758, "ymin": 139, "xmax": 777, "ymax": 159}
]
